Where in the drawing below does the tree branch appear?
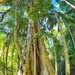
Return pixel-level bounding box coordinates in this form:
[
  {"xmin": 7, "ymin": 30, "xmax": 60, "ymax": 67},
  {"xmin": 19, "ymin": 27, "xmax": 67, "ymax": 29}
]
[
  {"xmin": 65, "ymin": 0, "xmax": 75, "ymax": 9},
  {"xmin": 0, "ymin": 0, "xmax": 27, "ymax": 22},
  {"xmin": 14, "ymin": 26, "xmax": 22, "ymax": 58}
]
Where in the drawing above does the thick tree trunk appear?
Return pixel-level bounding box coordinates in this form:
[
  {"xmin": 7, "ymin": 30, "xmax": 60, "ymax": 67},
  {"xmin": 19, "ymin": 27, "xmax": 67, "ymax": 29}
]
[
  {"xmin": 39, "ymin": 38, "xmax": 55, "ymax": 75},
  {"xmin": 14, "ymin": 0, "xmax": 55, "ymax": 74},
  {"xmin": 24, "ymin": 21, "xmax": 34, "ymax": 75},
  {"xmin": 5, "ymin": 46, "xmax": 9, "ymax": 75},
  {"xmin": 24, "ymin": 19, "xmax": 55, "ymax": 75},
  {"xmin": 23, "ymin": 0, "xmax": 55, "ymax": 74}
]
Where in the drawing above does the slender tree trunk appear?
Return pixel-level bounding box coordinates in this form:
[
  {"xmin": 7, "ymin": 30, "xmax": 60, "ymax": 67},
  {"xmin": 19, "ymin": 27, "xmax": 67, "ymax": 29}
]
[
  {"xmin": 64, "ymin": 20, "xmax": 75, "ymax": 48},
  {"xmin": 11, "ymin": 45, "xmax": 15, "ymax": 75},
  {"xmin": 3, "ymin": 46, "xmax": 5, "ymax": 75},
  {"xmin": 5, "ymin": 35, "xmax": 11, "ymax": 75},
  {"xmin": 34, "ymin": 26, "xmax": 37, "ymax": 75},
  {"xmin": 53, "ymin": 42, "xmax": 58, "ymax": 75},
  {"xmin": 5, "ymin": 47, "xmax": 9, "ymax": 75},
  {"xmin": 14, "ymin": 0, "xmax": 24, "ymax": 75},
  {"xmin": 55, "ymin": 12, "xmax": 70, "ymax": 75},
  {"xmin": 54, "ymin": 49, "xmax": 58, "ymax": 75}
]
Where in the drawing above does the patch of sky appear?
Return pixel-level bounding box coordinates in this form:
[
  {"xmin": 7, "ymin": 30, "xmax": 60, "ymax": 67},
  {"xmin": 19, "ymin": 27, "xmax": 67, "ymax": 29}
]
[
  {"xmin": 0, "ymin": 5, "xmax": 10, "ymax": 11},
  {"xmin": 42, "ymin": 17, "xmax": 49, "ymax": 32},
  {"xmin": 52, "ymin": 0, "xmax": 67, "ymax": 14},
  {"xmin": 52, "ymin": 0, "xmax": 60, "ymax": 11}
]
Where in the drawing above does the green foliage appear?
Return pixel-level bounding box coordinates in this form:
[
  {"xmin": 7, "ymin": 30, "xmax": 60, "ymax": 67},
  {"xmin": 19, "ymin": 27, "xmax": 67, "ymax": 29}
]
[
  {"xmin": 0, "ymin": 0, "xmax": 75, "ymax": 74},
  {"xmin": 69, "ymin": 48, "xmax": 75, "ymax": 66},
  {"xmin": 71, "ymin": 58, "xmax": 75, "ymax": 65},
  {"xmin": 28, "ymin": 0, "xmax": 53, "ymax": 21}
]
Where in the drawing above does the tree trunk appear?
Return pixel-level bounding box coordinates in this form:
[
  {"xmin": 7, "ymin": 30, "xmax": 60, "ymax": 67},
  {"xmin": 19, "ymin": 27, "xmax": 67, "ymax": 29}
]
[
  {"xmin": 14, "ymin": 0, "xmax": 25, "ymax": 75},
  {"xmin": 55, "ymin": 12, "xmax": 70, "ymax": 75},
  {"xmin": 3, "ymin": 45, "xmax": 5, "ymax": 75},
  {"xmin": 24, "ymin": 19, "xmax": 55, "ymax": 75},
  {"xmin": 53, "ymin": 42, "xmax": 58, "ymax": 75},
  {"xmin": 11, "ymin": 45, "xmax": 14, "ymax": 75},
  {"xmin": 64, "ymin": 20, "xmax": 75, "ymax": 48},
  {"xmin": 14, "ymin": 0, "xmax": 55, "ymax": 74},
  {"xmin": 5, "ymin": 35, "xmax": 11, "ymax": 75}
]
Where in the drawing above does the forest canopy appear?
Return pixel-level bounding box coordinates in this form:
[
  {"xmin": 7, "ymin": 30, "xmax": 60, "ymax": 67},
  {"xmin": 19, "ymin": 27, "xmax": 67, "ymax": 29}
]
[{"xmin": 0, "ymin": 0, "xmax": 75, "ymax": 75}]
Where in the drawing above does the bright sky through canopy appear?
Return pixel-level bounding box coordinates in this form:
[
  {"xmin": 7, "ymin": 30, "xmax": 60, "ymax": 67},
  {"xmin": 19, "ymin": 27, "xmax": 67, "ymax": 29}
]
[{"xmin": 52, "ymin": 0, "xmax": 60, "ymax": 11}]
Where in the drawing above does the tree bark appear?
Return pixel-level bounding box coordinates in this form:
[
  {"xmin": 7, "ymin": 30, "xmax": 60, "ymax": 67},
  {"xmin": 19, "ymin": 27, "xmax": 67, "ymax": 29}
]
[
  {"xmin": 64, "ymin": 20, "xmax": 75, "ymax": 48},
  {"xmin": 24, "ymin": 19, "xmax": 55, "ymax": 75},
  {"xmin": 14, "ymin": 0, "xmax": 25, "ymax": 75},
  {"xmin": 55, "ymin": 12, "xmax": 70, "ymax": 75},
  {"xmin": 14, "ymin": 0, "xmax": 55, "ymax": 74}
]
